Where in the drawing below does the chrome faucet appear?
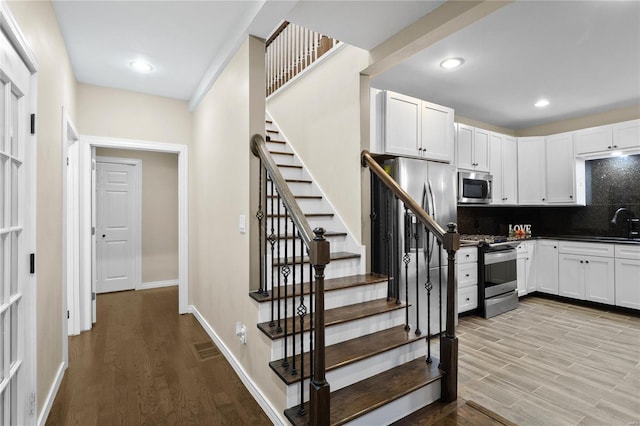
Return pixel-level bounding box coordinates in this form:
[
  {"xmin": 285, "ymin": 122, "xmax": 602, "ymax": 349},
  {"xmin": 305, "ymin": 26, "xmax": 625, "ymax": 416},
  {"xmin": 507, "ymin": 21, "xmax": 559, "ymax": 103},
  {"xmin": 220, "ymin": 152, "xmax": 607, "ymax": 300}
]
[
  {"xmin": 610, "ymin": 207, "xmax": 629, "ymax": 224},
  {"xmin": 610, "ymin": 207, "xmax": 639, "ymax": 239}
]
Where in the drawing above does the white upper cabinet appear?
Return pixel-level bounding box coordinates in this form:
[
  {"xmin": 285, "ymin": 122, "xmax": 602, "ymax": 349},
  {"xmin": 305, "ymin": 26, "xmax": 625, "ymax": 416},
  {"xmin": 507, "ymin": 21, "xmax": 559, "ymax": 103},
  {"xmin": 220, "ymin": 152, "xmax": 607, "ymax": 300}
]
[
  {"xmin": 545, "ymin": 132, "xmax": 585, "ymax": 205},
  {"xmin": 456, "ymin": 124, "xmax": 490, "ymax": 172},
  {"xmin": 383, "ymin": 90, "xmax": 454, "ymax": 162},
  {"xmin": 517, "ymin": 137, "xmax": 546, "ymax": 205},
  {"xmin": 489, "ymin": 132, "xmax": 517, "ymax": 205},
  {"xmin": 384, "ymin": 91, "xmax": 421, "ymax": 157},
  {"xmin": 576, "ymin": 119, "xmax": 640, "ymax": 156},
  {"xmin": 421, "ymin": 100, "xmax": 455, "ymax": 162}
]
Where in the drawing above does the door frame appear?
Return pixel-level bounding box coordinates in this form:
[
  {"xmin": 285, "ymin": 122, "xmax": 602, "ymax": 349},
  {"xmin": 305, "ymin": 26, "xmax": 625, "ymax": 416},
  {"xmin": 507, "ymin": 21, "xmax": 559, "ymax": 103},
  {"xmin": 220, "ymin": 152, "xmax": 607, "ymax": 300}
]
[
  {"xmin": 61, "ymin": 107, "xmax": 79, "ymax": 365},
  {"xmin": 95, "ymin": 156, "xmax": 142, "ymax": 294},
  {"xmin": 78, "ymin": 136, "xmax": 189, "ymax": 323}
]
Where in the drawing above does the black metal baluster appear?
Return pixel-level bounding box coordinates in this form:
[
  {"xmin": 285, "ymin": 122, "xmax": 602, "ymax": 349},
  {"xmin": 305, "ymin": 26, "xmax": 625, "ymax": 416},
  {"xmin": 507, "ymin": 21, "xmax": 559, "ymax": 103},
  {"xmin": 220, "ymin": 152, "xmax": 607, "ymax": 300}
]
[
  {"xmin": 268, "ymin": 178, "xmax": 276, "ymax": 327},
  {"xmin": 308, "ymin": 261, "xmax": 314, "ymax": 383},
  {"xmin": 425, "ymin": 226, "xmax": 432, "ymax": 364},
  {"xmin": 291, "ymin": 223, "xmax": 298, "ymax": 376},
  {"xmin": 276, "ymin": 192, "xmax": 282, "ymax": 333},
  {"xmin": 282, "ymin": 208, "xmax": 290, "ymax": 368},
  {"xmin": 438, "ymin": 241, "xmax": 443, "ymax": 336},
  {"xmin": 403, "ymin": 206, "xmax": 411, "ymax": 331},
  {"xmin": 385, "ymin": 188, "xmax": 392, "ymax": 301},
  {"xmin": 256, "ymin": 161, "xmax": 265, "ymax": 294},
  {"xmin": 415, "ymin": 223, "xmax": 421, "ymax": 336},
  {"xmin": 296, "ymin": 235, "xmax": 306, "ymax": 416},
  {"xmin": 393, "ymin": 196, "xmax": 400, "ymax": 304}
]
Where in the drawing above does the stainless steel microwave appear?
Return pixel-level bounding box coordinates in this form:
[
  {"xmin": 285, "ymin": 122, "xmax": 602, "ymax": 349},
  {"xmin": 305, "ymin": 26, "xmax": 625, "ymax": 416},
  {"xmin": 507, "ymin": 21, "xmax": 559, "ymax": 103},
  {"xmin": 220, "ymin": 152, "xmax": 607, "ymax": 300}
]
[{"xmin": 458, "ymin": 171, "xmax": 492, "ymax": 204}]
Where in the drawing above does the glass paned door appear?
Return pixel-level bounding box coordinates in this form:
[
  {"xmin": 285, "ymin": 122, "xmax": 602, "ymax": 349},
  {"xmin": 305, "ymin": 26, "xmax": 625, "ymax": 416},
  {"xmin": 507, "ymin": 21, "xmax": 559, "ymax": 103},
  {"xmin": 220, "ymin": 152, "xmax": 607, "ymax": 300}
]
[{"xmin": 0, "ymin": 40, "xmax": 33, "ymax": 424}]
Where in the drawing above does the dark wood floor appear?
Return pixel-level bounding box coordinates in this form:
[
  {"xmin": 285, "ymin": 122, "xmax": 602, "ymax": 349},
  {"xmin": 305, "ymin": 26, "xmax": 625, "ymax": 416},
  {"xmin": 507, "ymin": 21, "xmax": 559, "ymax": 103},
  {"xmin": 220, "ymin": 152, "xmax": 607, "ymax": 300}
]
[{"xmin": 46, "ymin": 287, "xmax": 271, "ymax": 425}]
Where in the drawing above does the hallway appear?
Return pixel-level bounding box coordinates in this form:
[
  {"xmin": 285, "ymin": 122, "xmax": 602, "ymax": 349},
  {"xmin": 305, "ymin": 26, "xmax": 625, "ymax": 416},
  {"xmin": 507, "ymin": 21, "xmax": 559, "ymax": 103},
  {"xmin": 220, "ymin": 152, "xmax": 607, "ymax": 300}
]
[{"xmin": 46, "ymin": 287, "xmax": 270, "ymax": 425}]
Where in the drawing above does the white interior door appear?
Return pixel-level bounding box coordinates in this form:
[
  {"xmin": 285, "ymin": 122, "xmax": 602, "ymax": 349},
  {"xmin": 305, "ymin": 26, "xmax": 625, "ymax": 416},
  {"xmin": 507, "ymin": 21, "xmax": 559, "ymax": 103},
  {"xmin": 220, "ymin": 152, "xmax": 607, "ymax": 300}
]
[
  {"xmin": 91, "ymin": 150, "xmax": 97, "ymax": 322},
  {"xmin": 0, "ymin": 26, "xmax": 36, "ymax": 425},
  {"xmin": 96, "ymin": 159, "xmax": 140, "ymax": 293}
]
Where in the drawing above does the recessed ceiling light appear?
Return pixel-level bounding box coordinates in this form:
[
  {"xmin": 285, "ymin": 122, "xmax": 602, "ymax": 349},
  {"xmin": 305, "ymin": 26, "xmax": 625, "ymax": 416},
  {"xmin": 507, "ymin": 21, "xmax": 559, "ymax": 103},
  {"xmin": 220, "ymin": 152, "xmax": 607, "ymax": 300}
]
[
  {"xmin": 440, "ymin": 58, "xmax": 464, "ymax": 69},
  {"xmin": 534, "ymin": 99, "xmax": 550, "ymax": 108},
  {"xmin": 130, "ymin": 61, "xmax": 153, "ymax": 73}
]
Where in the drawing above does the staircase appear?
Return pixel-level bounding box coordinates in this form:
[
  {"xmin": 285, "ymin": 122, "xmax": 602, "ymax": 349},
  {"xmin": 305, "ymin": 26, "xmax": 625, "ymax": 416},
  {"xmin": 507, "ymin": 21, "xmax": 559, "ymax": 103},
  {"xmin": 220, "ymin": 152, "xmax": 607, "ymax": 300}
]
[{"xmin": 249, "ymin": 117, "xmax": 448, "ymax": 425}]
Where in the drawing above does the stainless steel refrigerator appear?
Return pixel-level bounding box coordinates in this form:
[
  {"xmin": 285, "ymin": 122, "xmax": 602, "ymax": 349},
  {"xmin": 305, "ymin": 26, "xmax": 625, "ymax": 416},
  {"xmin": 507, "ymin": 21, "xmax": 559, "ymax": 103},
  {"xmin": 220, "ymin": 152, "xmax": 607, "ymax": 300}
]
[{"xmin": 371, "ymin": 156, "xmax": 457, "ymax": 336}]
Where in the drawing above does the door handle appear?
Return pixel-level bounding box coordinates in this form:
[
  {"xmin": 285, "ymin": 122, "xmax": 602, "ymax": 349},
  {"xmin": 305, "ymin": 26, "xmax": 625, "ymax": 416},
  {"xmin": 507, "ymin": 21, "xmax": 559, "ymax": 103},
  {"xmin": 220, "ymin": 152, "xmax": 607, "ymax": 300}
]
[{"xmin": 102, "ymin": 234, "xmax": 106, "ymax": 238}]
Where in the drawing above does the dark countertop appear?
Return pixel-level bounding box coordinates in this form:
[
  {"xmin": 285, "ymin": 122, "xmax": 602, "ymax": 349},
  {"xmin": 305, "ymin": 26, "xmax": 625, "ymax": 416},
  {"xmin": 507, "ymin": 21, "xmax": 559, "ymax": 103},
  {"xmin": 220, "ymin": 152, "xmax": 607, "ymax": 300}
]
[{"xmin": 535, "ymin": 235, "xmax": 640, "ymax": 245}]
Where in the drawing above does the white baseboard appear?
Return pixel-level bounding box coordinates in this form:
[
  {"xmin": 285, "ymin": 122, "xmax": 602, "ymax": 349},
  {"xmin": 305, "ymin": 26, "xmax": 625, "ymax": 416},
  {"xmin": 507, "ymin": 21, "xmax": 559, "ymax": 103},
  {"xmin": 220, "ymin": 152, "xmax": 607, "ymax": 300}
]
[
  {"xmin": 137, "ymin": 279, "xmax": 178, "ymax": 290},
  {"xmin": 37, "ymin": 362, "xmax": 65, "ymax": 426},
  {"xmin": 189, "ymin": 305, "xmax": 285, "ymax": 425}
]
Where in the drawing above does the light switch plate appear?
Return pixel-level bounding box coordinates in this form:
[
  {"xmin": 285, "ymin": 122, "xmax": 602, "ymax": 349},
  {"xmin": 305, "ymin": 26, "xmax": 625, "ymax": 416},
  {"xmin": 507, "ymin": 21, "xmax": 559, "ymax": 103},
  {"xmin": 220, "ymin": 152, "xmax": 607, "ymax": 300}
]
[{"xmin": 239, "ymin": 215, "xmax": 246, "ymax": 233}]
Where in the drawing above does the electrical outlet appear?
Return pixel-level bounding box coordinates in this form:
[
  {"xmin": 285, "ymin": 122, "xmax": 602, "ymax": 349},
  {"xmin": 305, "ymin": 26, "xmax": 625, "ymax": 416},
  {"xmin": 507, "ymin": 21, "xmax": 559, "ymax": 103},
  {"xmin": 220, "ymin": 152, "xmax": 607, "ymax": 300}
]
[
  {"xmin": 236, "ymin": 322, "xmax": 247, "ymax": 344},
  {"xmin": 239, "ymin": 215, "xmax": 246, "ymax": 233}
]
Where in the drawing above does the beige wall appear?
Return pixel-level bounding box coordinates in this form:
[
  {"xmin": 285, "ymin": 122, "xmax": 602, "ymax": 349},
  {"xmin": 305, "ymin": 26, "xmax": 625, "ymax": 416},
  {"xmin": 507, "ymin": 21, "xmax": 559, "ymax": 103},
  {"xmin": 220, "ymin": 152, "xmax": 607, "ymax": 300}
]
[
  {"xmin": 6, "ymin": 0, "xmax": 77, "ymax": 414},
  {"xmin": 76, "ymin": 83, "xmax": 192, "ymax": 144},
  {"xmin": 190, "ymin": 36, "xmax": 283, "ymax": 415},
  {"xmin": 267, "ymin": 45, "xmax": 370, "ymax": 243},
  {"xmin": 95, "ymin": 149, "xmax": 179, "ymax": 283}
]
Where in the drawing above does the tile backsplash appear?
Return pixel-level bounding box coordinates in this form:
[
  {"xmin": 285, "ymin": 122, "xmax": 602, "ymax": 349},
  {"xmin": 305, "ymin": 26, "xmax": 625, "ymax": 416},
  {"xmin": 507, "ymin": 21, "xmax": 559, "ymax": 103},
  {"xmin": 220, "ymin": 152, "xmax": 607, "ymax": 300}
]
[{"xmin": 458, "ymin": 154, "xmax": 640, "ymax": 237}]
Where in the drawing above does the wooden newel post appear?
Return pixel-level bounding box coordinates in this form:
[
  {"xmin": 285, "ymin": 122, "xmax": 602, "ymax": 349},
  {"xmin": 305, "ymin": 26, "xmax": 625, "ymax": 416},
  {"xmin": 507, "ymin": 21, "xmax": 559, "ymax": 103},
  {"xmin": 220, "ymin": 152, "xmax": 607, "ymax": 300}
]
[
  {"xmin": 440, "ymin": 222, "xmax": 460, "ymax": 402},
  {"xmin": 309, "ymin": 227, "xmax": 331, "ymax": 425}
]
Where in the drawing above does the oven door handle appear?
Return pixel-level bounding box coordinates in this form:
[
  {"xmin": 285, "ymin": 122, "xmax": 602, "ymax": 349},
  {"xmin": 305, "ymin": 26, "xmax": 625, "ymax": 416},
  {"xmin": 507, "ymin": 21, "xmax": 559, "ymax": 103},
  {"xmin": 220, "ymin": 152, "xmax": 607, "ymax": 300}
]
[{"xmin": 484, "ymin": 250, "xmax": 517, "ymax": 265}]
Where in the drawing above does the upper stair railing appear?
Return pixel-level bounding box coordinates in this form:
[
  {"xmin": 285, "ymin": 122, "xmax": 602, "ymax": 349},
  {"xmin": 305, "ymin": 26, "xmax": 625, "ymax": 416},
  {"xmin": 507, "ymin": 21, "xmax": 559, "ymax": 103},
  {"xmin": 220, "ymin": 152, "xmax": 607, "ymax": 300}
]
[
  {"xmin": 361, "ymin": 150, "xmax": 460, "ymax": 402},
  {"xmin": 251, "ymin": 134, "xmax": 331, "ymax": 424},
  {"xmin": 266, "ymin": 21, "xmax": 340, "ymax": 97}
]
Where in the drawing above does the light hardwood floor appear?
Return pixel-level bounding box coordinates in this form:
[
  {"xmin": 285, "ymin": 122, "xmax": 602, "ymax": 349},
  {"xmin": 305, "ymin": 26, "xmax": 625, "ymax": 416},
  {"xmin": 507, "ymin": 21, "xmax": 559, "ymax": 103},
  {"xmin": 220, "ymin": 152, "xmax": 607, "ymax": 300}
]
[{"xmin": 456, "ymin": 296, "xmax": 640, "ymax": 426}]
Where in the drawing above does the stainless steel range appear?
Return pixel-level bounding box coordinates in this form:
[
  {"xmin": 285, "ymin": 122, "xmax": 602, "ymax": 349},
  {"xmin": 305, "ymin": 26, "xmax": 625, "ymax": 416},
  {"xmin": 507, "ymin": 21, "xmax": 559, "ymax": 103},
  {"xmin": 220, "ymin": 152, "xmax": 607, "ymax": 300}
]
[{"xmin": 460, "ymin": 235, "xmax": 521, "ymax": 318}]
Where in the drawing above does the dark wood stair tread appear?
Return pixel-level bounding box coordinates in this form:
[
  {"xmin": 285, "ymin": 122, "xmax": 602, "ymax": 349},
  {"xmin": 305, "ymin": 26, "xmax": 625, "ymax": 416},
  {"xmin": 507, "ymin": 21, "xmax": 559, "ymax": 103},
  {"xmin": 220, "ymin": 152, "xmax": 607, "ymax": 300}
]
[
  {"xmin": 267, "ymin": 194, "xmax": 322, "ymax": 200},
  {"xmin": 267, "ymin": 177, "xmax": 311, "ymax": 184},
  {"xmin": 276, "ymin": 164, "xmax": 303, "ymax": 169},
  {"xmin": 249, "ymin": 273, "xmax": 387, "ymax": 303},
  {"xmin": 265, "ymin": 120, "xmax": 273, "ymax": 124},
  {"xmin": 266, "ymin": 213, "xmax": 334, "ymax": 218},
  {"xmin": 269, "ymin": 150, "xmax": 293, "ymax": 156},
  {"xmin": 266, "ymin": 129, "xmax": 279, "ymax": 133},
  {"xmin": 273, "ymin": 251, "xmax": 359, "ymax": 267},
  {"xmin": 284, "ymin": 357, "xmax": 443, "ymax": 426},
  {"xmin": 257, "ymin": 298, "xmax": 404, "ymax": 339},
  {"xmin": 270, "ymin": 325, "xmax": 426, "ymax": 385},
  {"xmin": 267, "ymin": 139, "xmax": 286, "ymax": 145},
  {"xmin": 273, "ymin": 231, "xmax": 347, "ymax": 240}
]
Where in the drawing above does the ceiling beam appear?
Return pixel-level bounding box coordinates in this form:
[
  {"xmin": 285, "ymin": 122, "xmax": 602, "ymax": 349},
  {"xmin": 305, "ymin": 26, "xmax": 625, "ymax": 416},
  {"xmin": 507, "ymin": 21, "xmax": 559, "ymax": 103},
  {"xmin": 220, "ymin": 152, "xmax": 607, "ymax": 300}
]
[{"xmin": 362, "ymin": 0, "xmax": 512, "ymax": 77}]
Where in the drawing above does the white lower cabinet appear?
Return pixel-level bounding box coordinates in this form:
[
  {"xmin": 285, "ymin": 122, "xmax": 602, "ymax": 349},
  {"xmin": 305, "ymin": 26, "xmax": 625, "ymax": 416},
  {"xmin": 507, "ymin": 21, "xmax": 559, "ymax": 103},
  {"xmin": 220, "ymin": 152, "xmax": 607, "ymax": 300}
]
[
  {"xmin": 615, "ymin": 245, "xmax": 640, "ymax": 309},
  {"xmin": 558, "ymin": 242, "xmax": 615, "ymax": 304},
  {"xmin": 516, "ymin": 242, "xmax": 535, "ymax": 296},
  {"xmin": 536, "ymin": 240, "xmax": 558, "ymax": 294},
  {"xmin": 457, "ymin": 247, "xmax": 478, "ymax": 314}
]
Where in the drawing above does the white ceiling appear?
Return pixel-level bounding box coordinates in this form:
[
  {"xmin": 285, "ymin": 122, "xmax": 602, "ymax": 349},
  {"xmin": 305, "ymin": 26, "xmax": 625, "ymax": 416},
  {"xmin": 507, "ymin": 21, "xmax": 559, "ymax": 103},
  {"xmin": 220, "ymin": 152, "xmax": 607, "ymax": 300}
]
[
  {"xmin": 372, "ymin": 1, "xmax": 640, "ymax": 130},
  {"xmin": 51, "ymin": 1, "xmax": 640, "ymax": 129}
]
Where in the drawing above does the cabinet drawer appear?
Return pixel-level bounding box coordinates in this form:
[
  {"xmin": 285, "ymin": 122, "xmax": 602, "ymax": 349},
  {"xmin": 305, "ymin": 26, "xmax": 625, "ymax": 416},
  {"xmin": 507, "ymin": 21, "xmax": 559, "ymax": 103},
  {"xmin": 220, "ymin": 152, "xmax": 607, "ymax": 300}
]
[
  {"xmin": 615, "ymin": 244, "xmax": 640, "ymax": 261},
  {"xmin": 457, "ymin": 247, "xmax": 478, "ymax": 263},
  {"xmin": 559, "ymin": 241, "xmax": 614, "ymax": 257},
  {"xmin": 458, "ymin": 285, "xmax": 478, "ymax": 313},
  {"xmin": 457, "ymin": 263, "xmax": 477, "ymax": 288}
]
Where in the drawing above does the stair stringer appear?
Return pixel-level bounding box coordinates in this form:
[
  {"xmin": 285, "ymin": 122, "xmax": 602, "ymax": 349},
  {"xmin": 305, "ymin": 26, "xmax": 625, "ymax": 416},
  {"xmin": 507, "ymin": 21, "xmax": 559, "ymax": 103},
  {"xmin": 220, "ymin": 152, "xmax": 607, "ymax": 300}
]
[{"xmin": 265, "ymin": 112, "xmax": 366, "ymax": 279}]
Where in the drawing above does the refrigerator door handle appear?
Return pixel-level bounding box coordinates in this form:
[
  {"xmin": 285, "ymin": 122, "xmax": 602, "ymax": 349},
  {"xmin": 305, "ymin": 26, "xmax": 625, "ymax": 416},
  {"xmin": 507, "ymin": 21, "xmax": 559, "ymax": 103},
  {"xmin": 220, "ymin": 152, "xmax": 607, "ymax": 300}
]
[{"xmin": 427, "ymin": 179, "xmax": 437, "ymax": 264}]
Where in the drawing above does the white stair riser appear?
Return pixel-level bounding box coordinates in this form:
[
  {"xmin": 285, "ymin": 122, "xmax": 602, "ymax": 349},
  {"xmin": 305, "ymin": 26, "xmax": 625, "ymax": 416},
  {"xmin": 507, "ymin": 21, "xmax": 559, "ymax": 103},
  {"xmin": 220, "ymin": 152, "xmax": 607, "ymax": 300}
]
[
  {"xmin": 346, "ymin": 380, "xmax": 441, "ymax": 426},
  {"xmin": 269, "ymin": 152, "xmax": 296, "ymax": 165},
  {"xmin": 270, "ymin": 309, "xmax": 406, "ymax": 360},
  {"xmin": 284, "ymin": 339, "xmax": 428, "ymax": 407},
  {"xmin": 267, "ymin": 181, "xmax": 316, "ymax": 196},
  {"xmin": 264, "ymin": 217, "xmax": 336, "ymax": 233},
  {"xmin": 257, "ymin": 280, "xmax": 388, "ymax": 323},
  {"xmin": 261, "ymin": 235, "xmax": 347, "ymax": 256},
  {"xmin": 275, "ymin": 167, "xmax": 305, "ymax": 180}
]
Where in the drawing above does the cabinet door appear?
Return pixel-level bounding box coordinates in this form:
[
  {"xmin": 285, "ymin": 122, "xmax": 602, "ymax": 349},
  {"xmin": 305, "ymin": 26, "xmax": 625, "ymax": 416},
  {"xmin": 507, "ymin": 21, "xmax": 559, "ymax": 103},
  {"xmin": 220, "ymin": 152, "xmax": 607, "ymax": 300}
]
[
  {"xmin": 546, "ymin": 132, "xmax": 576, "ymax": 204},
  {"xmin": 456, "ymin": 124, "xmax": 474, "ymax": 170},
  {"xmin": 421, "ymin": 101, "xmax": 454, "ymax": 162},
  {"xmin": 536, "ymin": 241, "xmax": 559, "ymax": 294},
  {"xmin": 489, "ymin": 133, "xmax": 504, "ymax": 204},
  {"xmin": 384, "ymin": 91, "xmax": 421, "ymax": 156},
  {"xmin": 584, "ymin": 256, "xmax": 615, "ymax": 305},
  {"xmin": 516, "ymin": 257, "xmax": 527, "ymax": 296},
  {"xmin": 526, "ymin": 243, "xmax": 537, "ymax": 293},
  {"xmin": 576, "ymin": 125, "xmax": 612, "ymax": 155},
  {"xmin": 474, "ymin": 128, "xmax": 490, "ymax": 172},
  {"xmin": 502, "ymin": 136, "xmax": 518, "ymax": 205},
  {"xmin": 517, "ymin": 137, "xmax": 546, "ymax": 205},
  {"xmin": 613, "ymin": 120, "xmax": 640, "ymax": 150},
  {"xmin": 558, "ymin": 254, "xmax": 584, "ymax": 299},
  {"xmin": 458, "ymin": 285, "xmax": 478, "ymax": 313},
  {"xmin": 615, "ymin": 258, "xmax": 640, "ymax": 309}
]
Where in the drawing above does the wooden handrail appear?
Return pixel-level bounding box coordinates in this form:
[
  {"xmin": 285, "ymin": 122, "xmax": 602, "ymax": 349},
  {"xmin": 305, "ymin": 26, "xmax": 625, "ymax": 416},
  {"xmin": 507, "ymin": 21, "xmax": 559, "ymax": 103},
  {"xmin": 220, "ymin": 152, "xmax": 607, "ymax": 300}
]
[
  {"xmin": 265, "ymin": 21, "xmax": 289, "ymax": 47},
  {"xmin": 252, "ymin": 134, "xmax": 314, "ymax": 246},
  {"xmin": 361, "ymin": 150, "xmax": 460, "ymax": 249}
]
